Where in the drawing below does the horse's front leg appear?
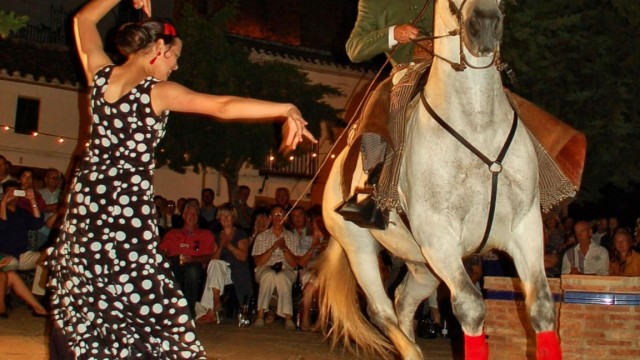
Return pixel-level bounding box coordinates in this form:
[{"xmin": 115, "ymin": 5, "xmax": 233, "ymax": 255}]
[
  {"xmin": 414, "ymin": 227, "xmax": 489, "ymax": 360},
  {"xmin": 507, "ymin": 207, "xmax": 561, "ymax": 360},
  {"xmin": 394, "ymin": 261, "xmax": 440, "ymax": 341}
]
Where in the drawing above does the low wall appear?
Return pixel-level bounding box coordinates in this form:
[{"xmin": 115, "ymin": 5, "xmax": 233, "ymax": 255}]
[
  {"xmin": 484, "ymin": 277, "xmax": 561, "ymax": 359},
  {"xmin": 483, "ymin": 276, "xmax": 640, "ymax": 359}
]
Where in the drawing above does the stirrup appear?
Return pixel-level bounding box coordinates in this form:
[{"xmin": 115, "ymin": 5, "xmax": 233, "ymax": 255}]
[{"xmin": 336, "ymin": 189, "xmax": 389, "ymax": 230}]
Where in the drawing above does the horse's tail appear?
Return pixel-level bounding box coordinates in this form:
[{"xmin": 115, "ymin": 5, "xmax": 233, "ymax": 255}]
[{"xmin": 315, "ymin": 238, "xmax": 395, "ymax": 358}]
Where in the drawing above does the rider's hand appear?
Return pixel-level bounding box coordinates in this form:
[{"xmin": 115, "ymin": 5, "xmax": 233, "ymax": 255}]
[{"xmin": 394, "ymin": 24, "xmax": 420, "ymax": 44}]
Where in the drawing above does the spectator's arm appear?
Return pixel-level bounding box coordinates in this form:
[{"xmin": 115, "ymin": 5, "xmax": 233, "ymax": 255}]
[
  {"xmin": 227, "ymin": 238, "xmax": 249, "ymax": 262},
  {"xmin": 253, "ymin": 238, "xmax": 279, "ymax": 268}
]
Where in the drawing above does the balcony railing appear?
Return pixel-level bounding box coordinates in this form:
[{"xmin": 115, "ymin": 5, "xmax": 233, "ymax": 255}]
[{"xmin": 259, "ymin": 144, "xmax": 319, "ymax": 179}]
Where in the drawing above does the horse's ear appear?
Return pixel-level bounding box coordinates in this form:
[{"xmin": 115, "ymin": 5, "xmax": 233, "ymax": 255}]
[{"xmin": 499, "ymin": 0, "xmax": 507, "ymax": 15}]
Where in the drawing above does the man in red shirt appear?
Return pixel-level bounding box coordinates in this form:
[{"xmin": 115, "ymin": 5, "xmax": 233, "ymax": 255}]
[{"xmin": 160, "ymin": 202, "xmax": 216, "ymax": 316}]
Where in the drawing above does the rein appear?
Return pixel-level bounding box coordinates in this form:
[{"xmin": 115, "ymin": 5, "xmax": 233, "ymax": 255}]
[
  {"xmin": 282, "ymin": 0, "xmax": 435, "ymax": 218},
  {"xmin": 419, "ymin": 91, "xmax": 518, "ymax": 254},
  {"xmin": 413, "ymin": 0, "xmax": 503, "ymax": 72}
]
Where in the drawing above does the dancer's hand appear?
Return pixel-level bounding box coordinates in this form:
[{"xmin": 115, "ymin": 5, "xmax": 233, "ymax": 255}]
[
  {"xmin": 132, "ymin": 0, "xmax": 152, "ymax": 17},
  {"xmin": 280, "ymin": 107, "xmax": 317, "ymax": 154}
]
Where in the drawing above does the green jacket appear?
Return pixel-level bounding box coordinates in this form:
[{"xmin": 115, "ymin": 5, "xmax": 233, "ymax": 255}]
[{"xmin": 346, "ymin": 0, "xmax": 434, "ymax": 66}]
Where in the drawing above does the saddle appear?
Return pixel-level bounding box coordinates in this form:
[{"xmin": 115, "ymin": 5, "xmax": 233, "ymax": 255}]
[{"xmin": 339, "ymin": 81, "xmax": 587, "ymax": 216}]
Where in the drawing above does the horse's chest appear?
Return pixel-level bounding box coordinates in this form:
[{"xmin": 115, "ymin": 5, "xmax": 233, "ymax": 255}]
[{"xmin": 404, "ymin": 142, "xmax": 533, "ymax": 217}]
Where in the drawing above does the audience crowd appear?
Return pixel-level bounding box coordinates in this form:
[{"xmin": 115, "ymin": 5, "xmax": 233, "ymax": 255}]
[{"xmin": 1, "ymin": 152, "xmax": 640, "ymax": 335}]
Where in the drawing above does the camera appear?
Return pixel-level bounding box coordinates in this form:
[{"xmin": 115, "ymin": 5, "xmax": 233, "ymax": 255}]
[{"xmin": 13, "ymin": 189, "xmax": 26, "ymax": 197}]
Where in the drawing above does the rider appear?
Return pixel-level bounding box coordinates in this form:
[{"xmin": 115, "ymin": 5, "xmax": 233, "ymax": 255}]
[{"xmin": 337, "ymin": 0, "xmax": 434, "ymax": 229}]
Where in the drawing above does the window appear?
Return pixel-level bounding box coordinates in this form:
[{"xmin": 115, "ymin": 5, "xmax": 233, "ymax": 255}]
[{"xmin": 14, "ymin": 97, "xmax": 40, "ymax": 135}]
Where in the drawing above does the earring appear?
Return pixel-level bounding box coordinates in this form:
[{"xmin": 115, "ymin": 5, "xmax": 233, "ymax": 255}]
[{"xmin": 149, "ymin": 51, "xmax": 161, "ymax": 65}]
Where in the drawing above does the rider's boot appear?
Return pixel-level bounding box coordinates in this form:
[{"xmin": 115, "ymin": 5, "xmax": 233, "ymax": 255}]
[{"xmin": 336, "ymin": 163, "xmax": 389, "ymax": 230}]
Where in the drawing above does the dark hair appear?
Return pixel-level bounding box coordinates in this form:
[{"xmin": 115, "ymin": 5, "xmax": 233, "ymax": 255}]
[
  {"xmin": 2, "ymin": 179, "xmax": 20, "ymax": 193},
  {"xmin": 16, "ymin": 167, "xmax": 33, "ymax": 180},
  {"xmin": 202, "ymin": 188, "xmax": 215, "ymax": 196},
  {"xmin": 114, "ymin": 19, "xmax": 179, "ymax": 56}
]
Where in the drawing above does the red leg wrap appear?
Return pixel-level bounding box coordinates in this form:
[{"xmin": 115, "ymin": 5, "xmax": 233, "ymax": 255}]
[
  {"xmin": 537, "ymin": 331, "xmax": 562, "ymax": 360},
  {"xmin": 464, "ymin": 332, "xmax": 489, "ymax": 360}
]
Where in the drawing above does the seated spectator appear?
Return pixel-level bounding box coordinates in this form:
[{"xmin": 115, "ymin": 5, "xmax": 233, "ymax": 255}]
[
  {"xmin": 591, "ymin": 217, "xmax": 608, "ymax": 246},
  {"xmin": 0, "ymin": 155, "xmax": 15, "ymax": 200},
  {"xmin": 172, "ymin": 197, "xmax": 188, "ymax": 229},
  {"xmin": 290, "ymin": 206, "xmax": 309, "ymax": 239},
  {"xmin": 36, "ymin": 168, "xmax": 63, "ymax": 250},
  {"xmin": 233, "ymin": 185, "xmax": 254, "ymax": 233},
  {"xmin": 561, "ymin": 220, "xmax": 609, "ymax": 275},
  {"xmin": 249, "ymin": 206, "xmax": 271, "ymax": 248},
  {"xmin": 0, "ymin": 257, "xmax": 48, "ymax": 318},
  {"xmin": 609, "ymin": 228, "xmax": 640, "ymax": 276},
  {"xmin": 16, "ymin": 168, "xmax": 46, "ymax": 212},
  {"xmin": 543, "ymin": 223, "xmax": 561, "ymax": 278},
  {"xmin": 297, "ymin": 209, "xmax": 329, "ymax": 331},
  {"xmin": 159, "ymin": 203, "xmax": 216, "ymax": 316},
  {"xmin": 200, "ymin": 188, "xmax": 218, "ymax": 227},
  {"xmin": 198, "ymin": 203, "xmax": 253, "ymax": 324},
  {"xmin": 544, "ymin": 216, "xmax": 564, "ymax": 255},
  {"xmin": 251, "ymin": 205, "xmax": 301, "ymax": 330},
  {"xmin": 0, "ymin": 180, "xmax": 46, "ymax": 295}
]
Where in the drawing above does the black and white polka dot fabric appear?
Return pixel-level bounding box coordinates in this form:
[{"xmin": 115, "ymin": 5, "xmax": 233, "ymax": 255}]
[{"xmin": 47, "ymin": 65, "xmax": 206, "ymax": 359}]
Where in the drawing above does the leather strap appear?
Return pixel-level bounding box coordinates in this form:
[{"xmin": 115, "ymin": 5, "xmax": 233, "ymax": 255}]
[{"xmin": 420, "ymin": 91, "xmax": 518, "ymax": 254}]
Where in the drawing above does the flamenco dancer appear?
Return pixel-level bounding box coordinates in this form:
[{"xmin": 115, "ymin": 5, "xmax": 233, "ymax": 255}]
[{"xmin": 46, "ymin": 0, "xmax": 316, "ymax": 358}]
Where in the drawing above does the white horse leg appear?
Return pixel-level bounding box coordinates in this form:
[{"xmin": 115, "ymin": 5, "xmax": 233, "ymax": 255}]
[
  {"xmin": 507, "ymin": 208, "xmax": 562, "ymax": 360},
  {"xmin": 412, "ymin": 227, "xmax": 489, "ymax": 360},
  {"xmin": 394, "ymin": 262, "xmax": 439, "ymax": 341}
]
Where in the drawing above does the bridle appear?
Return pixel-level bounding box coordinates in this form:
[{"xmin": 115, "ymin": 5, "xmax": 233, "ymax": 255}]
[
  {"xmin": 414, "ymin": 0, "xmax": 505, "ymax": 72},
  {"xmin": 416, "ymin": 0, "xmax": 516, "ymax": 254}
]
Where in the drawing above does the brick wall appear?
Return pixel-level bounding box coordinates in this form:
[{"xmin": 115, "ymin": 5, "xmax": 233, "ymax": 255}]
[
  {"xmin": 560, "ymin": 276, "xmax": 640, "ymax": 360},
  {"xmin": 484, "ymin": 277, "xmax": 561, "ymax": 359},
  {"xmin": 483, "ymin": 276, "xmax": 640, "ymax": 360}
]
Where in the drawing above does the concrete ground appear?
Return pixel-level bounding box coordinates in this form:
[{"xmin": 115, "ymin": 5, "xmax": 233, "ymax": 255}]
[{"xmin": 0, "ymin": 303, "xmax": 459, "ymax": 359}]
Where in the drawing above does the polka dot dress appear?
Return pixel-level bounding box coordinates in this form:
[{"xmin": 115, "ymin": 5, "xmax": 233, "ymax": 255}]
[{"xmin": 47, "ymin": 65, "xmax": 206, "ymax": 359}]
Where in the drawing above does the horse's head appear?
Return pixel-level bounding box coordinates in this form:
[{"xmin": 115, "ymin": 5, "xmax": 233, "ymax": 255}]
[{"xmin": 449, "ymin": 0, "xmax": 504, "ymax": 58}]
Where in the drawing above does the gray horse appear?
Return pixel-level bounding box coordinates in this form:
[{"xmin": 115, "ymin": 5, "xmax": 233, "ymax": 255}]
[{"xmin": 316, "ymin": 0, "xmax": 561, "ymax": 359}]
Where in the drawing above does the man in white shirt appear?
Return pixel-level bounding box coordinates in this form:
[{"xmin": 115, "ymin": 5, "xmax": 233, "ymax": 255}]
[
  {"xmin": 562, "ymin": 220, "xmax": 609, "ymax": 275},
  {"xmin": 251, "ymin": 205, "xmax": 301, "ymax": 330}
]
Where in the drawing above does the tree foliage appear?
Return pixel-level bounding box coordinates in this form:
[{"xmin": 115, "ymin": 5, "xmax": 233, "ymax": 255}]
[
  {"xmin": 0, "ymin": 11, "xmax": 28, "ymax": 39},
  {"xmin": 501, "ymin": 0, "xmax": 640, "ymax": 201},
  {"xmin": 155, "ymin": 4, "xmax": 341, "ymax": 201}
]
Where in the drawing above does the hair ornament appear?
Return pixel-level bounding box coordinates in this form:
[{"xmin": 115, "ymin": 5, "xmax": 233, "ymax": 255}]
[{"xmin": 164, "ymin": 23, "xmax": 177, "ymax": 36}]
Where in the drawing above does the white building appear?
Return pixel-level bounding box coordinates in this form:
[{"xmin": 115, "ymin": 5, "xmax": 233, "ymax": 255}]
[{"xmin": 0, "ymin": 16, "xmax": 374, "ymax": 207}]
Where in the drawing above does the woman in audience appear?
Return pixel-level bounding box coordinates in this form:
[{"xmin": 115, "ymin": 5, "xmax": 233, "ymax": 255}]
[
  {"xmin": 16, "ymin": 168, "xmax": 46, "ymax": 212},
  {"xmin": 0, "ymin": 256, "xmax": 48, "ymax": 318},
  {"xmin": 297, "ymin": 208, "xmax": 329, "ymax": 331},
  {"xmin": 249, "ymin": 206, "xmax": 271, "ymax": 248},
  {"xmin": 609, "ymin": 228, "xmax": 640, "ymax": 276},
  {"xmin": 198, "ymin": 203, "xmax": 253, "ymax": 323}
]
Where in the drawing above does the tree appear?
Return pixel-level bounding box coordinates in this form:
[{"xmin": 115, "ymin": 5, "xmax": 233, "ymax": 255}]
[
  {"xmin": 0, "ymin": 11, "xmax": 28, "ymax": 39},
  {"xmin": 155, "ymin": 4, "xmax": 342, "ymax": 203},
  {"xmin": 501, "ymin": 0, "xmax": 640, "ymax": 202}
]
